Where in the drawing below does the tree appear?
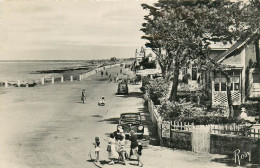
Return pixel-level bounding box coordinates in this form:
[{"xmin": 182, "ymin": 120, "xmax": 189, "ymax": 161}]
[
  {"xmin": 141, "ymin": 0, "xmax": 259, "ymax": 118},
  {"xmin": 141, "ymin": 1, "xmax": 219, "ymax": 101},
  {"xmin": 110, "ymin": 57, "xmax": 117, "ymax": 61},
  {"xmin": 139, "ymin": 56, "xmax": 156, "ymax": 69},
  {"xmin": 141, "ymin": 4, "xmax": 173, "ymax": 80}
]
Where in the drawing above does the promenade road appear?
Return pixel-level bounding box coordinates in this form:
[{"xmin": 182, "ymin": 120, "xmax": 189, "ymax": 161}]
[{"xmin": 0, "ymin": 66, "xmax": 255, "ymax": 168}]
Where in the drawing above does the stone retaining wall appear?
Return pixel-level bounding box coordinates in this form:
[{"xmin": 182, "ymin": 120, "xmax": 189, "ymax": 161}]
[{"xmin": 165, "ymin": 131, "xmax": 192, "ymax": 151}]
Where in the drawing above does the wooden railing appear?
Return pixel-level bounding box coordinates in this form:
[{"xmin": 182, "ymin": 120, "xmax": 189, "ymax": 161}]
[
  {"xmin": 171, "ymin": 121, "xmax": 192, "ymax": 131},
  {"xmin": 169, "ymin": 121, "xmax": 260, "ymax": 138},
  {"xmin": 210, "ymin": 124, "xmax": 260, "ymax": 138}
]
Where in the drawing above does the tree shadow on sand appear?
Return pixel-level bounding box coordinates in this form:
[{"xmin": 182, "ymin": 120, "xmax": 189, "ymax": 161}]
[
  {"xmin": 98, "ymin": 117, "xmax": 119, "ymax": 124},
  {"xmin": 116, "ymin": 92, "xmax": 143, "ymax": 98},
  {"xmin": 92, "ymin": 115, "xmax": 102, "ymax": 118},
  {"xmin": 211, "ymin": 156, "xmax": 259, "ymax": 168},
  {"xmin": 96, "ymin": 78, "xmax": 109, "ymax": 81}
]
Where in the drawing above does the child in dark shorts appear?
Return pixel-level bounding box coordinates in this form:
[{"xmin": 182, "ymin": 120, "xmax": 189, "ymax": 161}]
[{"xmin": 137, "ymin": 141, "xmax": 143, "ymax": 167}]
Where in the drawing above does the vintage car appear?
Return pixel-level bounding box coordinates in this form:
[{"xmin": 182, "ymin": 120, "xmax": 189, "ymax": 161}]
[
  {"xmin": 117, "ymin": 82, "xmax": 129, "ymax": 94},
  {"xmin": 117, "ymin": 113, "xmax": 144, "ymax": 138}
]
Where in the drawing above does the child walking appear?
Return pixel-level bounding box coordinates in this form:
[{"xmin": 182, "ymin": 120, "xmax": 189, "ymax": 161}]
[
  {"xmin": 137, "ymin": 141, "xmax": 143, "ymax": 167},
  {"xmin": 93, "ymin": 137, "xmax": 100, "ymax": 162},
  {"xmin": 81, "ymin": 89, "xmax": 86, "ymax": 104}
]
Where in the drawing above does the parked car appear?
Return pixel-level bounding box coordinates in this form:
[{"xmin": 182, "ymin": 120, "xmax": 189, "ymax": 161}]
[
  {"xmin": 117, "ymin": 113, "xmax": 144, "ymax": 138},
  {"xmin": 117, "ymin": 82, "xmax": 128, "ymax": 94}
]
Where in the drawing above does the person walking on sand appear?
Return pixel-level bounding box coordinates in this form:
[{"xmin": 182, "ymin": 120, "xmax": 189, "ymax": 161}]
[
  {"xmin": 81, "ymin": 89, "xmax": 86, "ymax": 104},
  {"xmin": 106, "ymin": 71, "xmax": 108, "ymax": 76},
  {"xmin": 136, "ymin": 141, "xmax": 143, "ymax": 167},
  {"xmin": 107, "ymin": 133, "xmax": 117, "ymax": 165},
  {"xmin": 129, "ymin": 130, "xmax": 138, "ymax": 159},
  {"xmin": 93, "ymin": 137, "xmax": 100, "ymax": 162},
  {"xmin": 116, "ymin": 134, "xmax": 126, "ymax": 165},
  {"xmin": 109, "ymin": 74, "xmax": 112, "ymax": 82}
]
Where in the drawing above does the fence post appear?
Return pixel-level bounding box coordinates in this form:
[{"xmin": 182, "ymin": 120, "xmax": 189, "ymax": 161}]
[
  {"xmin": 5, "ymin": 81, "xmax": 8, "ymax": 88},
  {"xmin": 70, "ymin": 76, "xmax": 73, "ymax": 82},
  {"xmin": 17, "ymin": 80, "xmax": 20, "ymax": 87},
  {"xmin": 52, "ymin": 77, "xmax": 54, "ymax": 84},
  {"xmin": 41, "ymin": 77, "xmax": 44, "ymax": 85},
  {"xmin": 79, "ymin": 75, "xmax": 82, "ymax": 81},
  {"xmin": 61, "ymin": 76, "xmax": 64, "ymax": 83}
]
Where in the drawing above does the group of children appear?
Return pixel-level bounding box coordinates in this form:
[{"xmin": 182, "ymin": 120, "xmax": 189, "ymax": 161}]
[{"xmin": 93, "ymin": 131, "xmax": 143, "ymax": 167}]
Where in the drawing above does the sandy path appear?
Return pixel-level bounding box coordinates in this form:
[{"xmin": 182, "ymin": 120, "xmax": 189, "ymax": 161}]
[{"xmin": 0, "ymin": 66, "xmax": 128, "ymax": 168}]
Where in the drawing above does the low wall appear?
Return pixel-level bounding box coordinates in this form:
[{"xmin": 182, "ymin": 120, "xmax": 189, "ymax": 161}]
[
  {"xmin": 210, "ymin": 134, "xmax": 260, "ymax": 163},
  {"xmin": 146, "ymin": 97, "xmax": 259, "ymax": 164},
  {"xmin": 147, "ymin": 98, "xmax": 191, "ymax": 149},
  {"xmin": 166, "ymin": 131, "xmax": 192, "ymax": 151}
]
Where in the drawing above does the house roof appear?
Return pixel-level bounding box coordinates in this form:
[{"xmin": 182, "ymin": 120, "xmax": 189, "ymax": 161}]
[{"xmin": 213, "ymin": 35, "xmax": 255, "ymax": 63}]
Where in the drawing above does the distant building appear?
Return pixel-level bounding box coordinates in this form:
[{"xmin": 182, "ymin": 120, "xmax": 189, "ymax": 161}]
[{"xmin": 135, "ymin": 47, "xmax": 145, "ymax": 66}]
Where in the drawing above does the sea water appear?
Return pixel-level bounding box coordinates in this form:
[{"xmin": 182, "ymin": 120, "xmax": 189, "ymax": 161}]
[{"xmin": 0, "ymin": 60, "xmax": 94, "ymax": 82}]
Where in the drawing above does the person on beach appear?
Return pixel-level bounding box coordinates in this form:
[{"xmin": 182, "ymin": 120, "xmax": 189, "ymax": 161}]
[
  {"xmin": 106, "ymin": 71, "xmax": 108, "ymax": 76},
  {"xmin": 93, "ymin": 137, "xmax": 100, "ymax": 162},
  {"xmin": 107, "ymin": 133, "xmax": 117, "ymax": 165},
  {"xmin": 136, "ymin": 141, "xmax": 143, "ymax": 167},
  {"xmin": 109, "ymin": 74, "xmax": 112, "ymax": 82},
  {"xmin": 81, "ymin": 89, "xmax": 86, "ymax": 104},
  {"xmin": 129, "ymin": 130, "xmax": 138, "ymax": 159},
  {"xmin": 101, "ymin": 70, "xmax": 104, "ymax": 77},
  {"xmin": 116, "ymin": 134, "xmax": 126, "ymax": 165}
]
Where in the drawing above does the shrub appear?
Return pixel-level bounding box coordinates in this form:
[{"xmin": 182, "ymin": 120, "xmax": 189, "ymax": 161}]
[
  {"xmin": 175, "ymin": 116, "xmax": 247, "ymax": 125},
  {"xmin": 139, "ymin": 57, "xmax": 156, "ymax": 69},
  {"xmin": 239, "ymin": 101, "xmax": 260, "ymax": 116},
  {"xmin": 145, "ymin": 78, "xmax": 169, "ymax": 105},
  {"xmin": 158, "ymin": 99, "xmax": 206, "ymax": 120},
  {"xmin": 141, "ymin": 76, "xmax": 150, "ymax": 92}
]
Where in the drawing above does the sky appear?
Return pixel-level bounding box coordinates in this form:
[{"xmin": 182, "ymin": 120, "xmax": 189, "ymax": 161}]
[{"xmin": 0, "ymin": 0, "xmax": 155, "ymax": 60}]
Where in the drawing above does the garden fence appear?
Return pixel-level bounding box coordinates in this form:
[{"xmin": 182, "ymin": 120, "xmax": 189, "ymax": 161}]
[
  {"xmin": 170, "ymin": 121, "xmax": 260, "ymax": 139},
  {"xmin": 210, "ymin": 124, "xmax": 260, "ymax": 138}
]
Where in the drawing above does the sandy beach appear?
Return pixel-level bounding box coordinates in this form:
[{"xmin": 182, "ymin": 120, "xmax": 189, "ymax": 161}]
[
  {"xmin": 0, "ymin": 65, "xmax": 123, "ymax": 167},
  {"xmin": 1, "ymin": 66, "xmax": 254, "ymax": 168}
]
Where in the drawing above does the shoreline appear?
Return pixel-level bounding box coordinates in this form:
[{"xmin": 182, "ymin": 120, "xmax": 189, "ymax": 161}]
[
  {"xmin": 0, "ymin": 63, "xmax": 119, "ymax": 87},
  {"xmin": 0, "ymin": 59, "xmax": 119, "ymax": 83}
]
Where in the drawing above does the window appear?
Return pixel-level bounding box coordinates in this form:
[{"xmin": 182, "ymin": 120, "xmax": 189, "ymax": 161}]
[
  {"xmin": 221, "ymin": 76, "xmax": 227, "ymax": 91},
  {"xmin": 182, "ymin": 67, "xmax": 187, "ymax": 75},
  {"xmin": 234, "ymin": 83, "xmax": 239, "ymax": 90},
  {"xmin": 221, "ymin": 82, "xmax": 226, "ymax": 91},
  {"xmin": 192, "ymin": 67, "xmax": 197, "ymax": 80},
  {"xmin": 214, "ymin": 74, "xmax": 227, "ymax": 91},
  {"xmin": 215, "ymin": 83, "xmax": 220, "ymax": 91},
  {"xmin": 230, "ymin": 70, "xmax": 240, "ymax": 91},
  {"xmin": 215, "ymin": 70, "xmax": 240, "ymax": 92}
]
